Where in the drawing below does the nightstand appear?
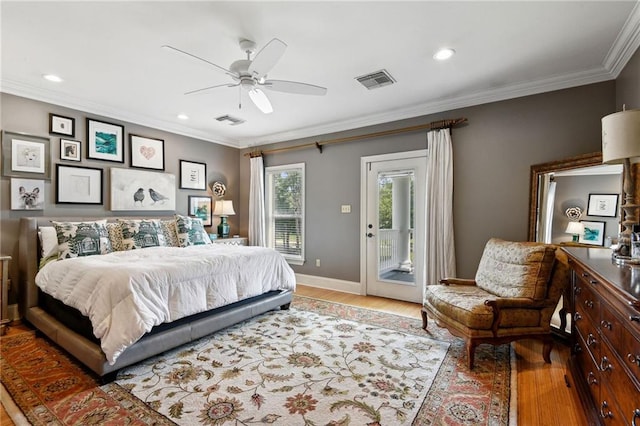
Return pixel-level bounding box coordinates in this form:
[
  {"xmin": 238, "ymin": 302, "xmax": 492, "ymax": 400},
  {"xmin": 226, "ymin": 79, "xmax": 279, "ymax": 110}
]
[
  {"xmin": 0, "ymin": 255, "xmax": 11, "ymax": 336},
  {"xmin": 212, "ymin": 237, "xmax": 248, "ymax": 246}
]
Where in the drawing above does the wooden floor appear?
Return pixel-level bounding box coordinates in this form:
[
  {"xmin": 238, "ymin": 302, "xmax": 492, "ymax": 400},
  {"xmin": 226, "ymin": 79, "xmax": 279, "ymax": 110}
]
[{"xmin": 1, "ymin": 285, "xmax": 587, "ymax": 425}]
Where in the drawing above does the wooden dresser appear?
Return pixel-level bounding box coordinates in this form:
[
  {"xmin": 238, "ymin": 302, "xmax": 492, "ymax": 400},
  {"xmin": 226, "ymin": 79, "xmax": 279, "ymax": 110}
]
[{"xmin": 563, "ymin": 247, "xmax": 640, "ymax": 425}]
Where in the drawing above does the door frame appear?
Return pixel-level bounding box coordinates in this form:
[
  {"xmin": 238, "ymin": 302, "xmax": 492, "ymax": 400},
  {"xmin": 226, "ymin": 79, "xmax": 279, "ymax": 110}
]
[{"xmin": 360, "ymin": 149, "xmax": 427, "ymax": 296}]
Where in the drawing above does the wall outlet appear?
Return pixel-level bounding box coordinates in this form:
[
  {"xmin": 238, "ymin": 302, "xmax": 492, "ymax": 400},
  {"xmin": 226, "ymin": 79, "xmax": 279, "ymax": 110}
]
[
  {"xmin": 341, "ymin": 204, "xmax": 351, "ymax": 213},
  {"xmin": 315, "ymin": 259, "xmax": 321, "ymax": 267}
]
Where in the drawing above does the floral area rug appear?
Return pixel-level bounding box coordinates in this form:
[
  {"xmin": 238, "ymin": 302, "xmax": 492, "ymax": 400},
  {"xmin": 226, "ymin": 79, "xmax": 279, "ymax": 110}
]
[
  {"xmin": 1, "ymin": 295, "xmax": 513, "ymax": 425},
  {"xmin": 116, "ymin": 307, "xmax": 449, "ymax": 425}
]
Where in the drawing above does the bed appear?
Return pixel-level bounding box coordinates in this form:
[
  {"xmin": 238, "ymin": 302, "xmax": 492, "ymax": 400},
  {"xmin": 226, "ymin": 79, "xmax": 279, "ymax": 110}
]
[{"xmin": 17, "ymin": 216, "xmax": 295, "ymax": 379}]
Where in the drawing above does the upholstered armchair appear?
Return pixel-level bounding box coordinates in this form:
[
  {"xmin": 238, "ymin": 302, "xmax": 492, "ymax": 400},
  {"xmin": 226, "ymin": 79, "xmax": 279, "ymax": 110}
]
[{"xmin": 422, "ymin": 238, "xmax": 569, "ymax": 369}]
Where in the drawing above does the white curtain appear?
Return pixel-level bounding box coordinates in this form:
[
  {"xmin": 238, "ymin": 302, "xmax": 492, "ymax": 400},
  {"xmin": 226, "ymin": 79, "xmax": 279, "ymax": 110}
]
[
  {"xmin": 538, "ymin": 176, "xmax": 556, "ymax": 243},
  {"xmin": 249, "ymin": 155, "xmax": 266, "ymax": 246},
  {"xmin": 425, "ymin": 129, "xmax": 456, "ymax": 289}
]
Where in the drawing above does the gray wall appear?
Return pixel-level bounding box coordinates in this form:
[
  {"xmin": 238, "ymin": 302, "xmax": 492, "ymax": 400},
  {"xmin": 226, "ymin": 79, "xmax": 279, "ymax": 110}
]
[
  {"xmin": 616, "ymin": 47, "xmax": 640, "ymax": 110},
  {"xmin": 551, "ymin": 174, "xmax": 621, "ymax": 244},
  {"xmin": 241, "ymin": 81, "xmax": 616, "ymax": 281},
  {"xmin": 0, "ymin": 93, "xmax": 240, "ymax": 293}
]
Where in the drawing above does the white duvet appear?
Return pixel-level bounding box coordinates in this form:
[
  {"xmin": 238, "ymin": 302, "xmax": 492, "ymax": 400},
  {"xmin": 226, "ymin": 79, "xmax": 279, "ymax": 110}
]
[{"xmin": 35, "ymin": 244, "xmax": 296, "ymax": 364}]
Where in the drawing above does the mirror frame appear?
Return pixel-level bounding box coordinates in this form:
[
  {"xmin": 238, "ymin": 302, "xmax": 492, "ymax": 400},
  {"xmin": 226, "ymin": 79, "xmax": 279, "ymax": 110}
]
[{"xmin": 528, "ymin": 152, "xmax": 603, "ymax": 241}]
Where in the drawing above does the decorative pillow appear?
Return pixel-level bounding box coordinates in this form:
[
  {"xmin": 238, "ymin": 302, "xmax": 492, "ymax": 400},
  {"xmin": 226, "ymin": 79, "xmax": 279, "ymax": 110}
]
[
  {"xmin": 38, "ymin": 226, "xmax": 59, "ymax": 259},
  {"xmin": 107, "ymin": 222, "xmax": 125, "ymax": 252},
  {"xmin": 161, "ymin": 219, "xmax": 180, "ymax": 247},
  {"xmin": 118, "ymin": 219, "xmax": 166, "ymax": 250},
  {"xmin": 174, "ymin": 214, "xmax": 212, "ymax": 247},
  {"xmin": 51, "ymin": 220, "xmax": 113, "ymax": 260}
]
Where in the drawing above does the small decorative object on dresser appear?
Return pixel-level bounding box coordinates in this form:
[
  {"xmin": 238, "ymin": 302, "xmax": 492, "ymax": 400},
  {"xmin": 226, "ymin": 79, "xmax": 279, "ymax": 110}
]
[{"xmin": 564, "ymin": 246, "xmax": 640, "ymax": 425}]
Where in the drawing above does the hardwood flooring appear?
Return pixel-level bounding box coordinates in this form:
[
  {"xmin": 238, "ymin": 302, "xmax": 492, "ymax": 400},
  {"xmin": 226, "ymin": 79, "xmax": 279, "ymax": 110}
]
[{"xmin": 0, "ymin": 285, "xmax": 587, "ymax": 425}]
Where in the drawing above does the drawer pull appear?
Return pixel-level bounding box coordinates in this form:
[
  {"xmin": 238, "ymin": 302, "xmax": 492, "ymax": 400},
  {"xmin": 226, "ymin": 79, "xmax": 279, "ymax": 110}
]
[
  {"xmin": 574, "ymin": 286, "xmax": 582, "ymax": 295},
  {"xmin": 600, "ymin": 401, "xmax": 613, "ymax": 419},
  {"xmin": 600, "ymin": 320, "xmax": 612, "ymax": 331},
  {"xmin": 632, "ymin": 409, "xmax": 640, "ymax": 425},
  {"xmin": 587, "ymin": 372, "xmax": 598, "ymax": 386},
  {"xmin": 587, "ymin": 334, "xmax": 598, "ymax": 347},
  {"xmin": 600, "ymin": 357, "xmax": 612, "ymax": 372},
  {"xmin": 581, "ymin": 272, "xmax": 589, "ymax": 277},
  {"xmin": 628, "ymin": 353, "xmax": 640, "ymax": 367},
  {"xmin": 631, "ymin": 315, "xmax": 640, "ymax": 322},
  {"xmin": 589, "ymin": 279, "xmax": 598, "ymax": 285},
  {"xmin": 574, "ymin": 312, "xmax": 583, "ymax": 322},
  {"xmin": 574, "ymin": 343, "xmax": 582, "ymax": 354},
  {"xmin": 584, "ymin": 300, "xmax": 594, "ymax": 309}
]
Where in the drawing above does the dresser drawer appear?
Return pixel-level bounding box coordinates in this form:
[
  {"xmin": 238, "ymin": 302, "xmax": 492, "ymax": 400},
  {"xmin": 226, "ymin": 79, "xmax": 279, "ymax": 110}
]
[
  {"xmin": 622, "ymin": 319, "xmax": 640, "ymax": 385},
  {"xmin": 599, "ymin": 339, "xmax": 640, "ymax": 419},
  {"xmin": 575, "ymin": 332, "xmax": 600, "ymax": 406},
  {"xmin": 574, "ymin": 280, "xmax": 600, "ymax": 324},
  {"xmin": 599, "ymin": 382, "xmax": 625, "ymax": 426}
]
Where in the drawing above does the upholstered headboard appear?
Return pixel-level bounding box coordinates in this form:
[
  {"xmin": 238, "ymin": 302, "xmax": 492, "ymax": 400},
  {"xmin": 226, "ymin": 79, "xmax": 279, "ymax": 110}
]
[{"xmin": 17, "ymin": 216, "xmax": 175, "ymax": 317}]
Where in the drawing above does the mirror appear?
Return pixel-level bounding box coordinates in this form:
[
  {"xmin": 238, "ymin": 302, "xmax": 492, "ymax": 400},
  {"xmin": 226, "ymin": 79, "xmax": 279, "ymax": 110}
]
[{"xmin": 528, "ymin": 152, "xmax": 623, "ymax": 336}]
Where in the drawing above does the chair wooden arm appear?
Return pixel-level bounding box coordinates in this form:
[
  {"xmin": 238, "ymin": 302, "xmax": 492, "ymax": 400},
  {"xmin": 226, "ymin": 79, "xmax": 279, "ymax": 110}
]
[{"xmin": 439, "ymin": 278, "xmax": 477, "ymax": 286}]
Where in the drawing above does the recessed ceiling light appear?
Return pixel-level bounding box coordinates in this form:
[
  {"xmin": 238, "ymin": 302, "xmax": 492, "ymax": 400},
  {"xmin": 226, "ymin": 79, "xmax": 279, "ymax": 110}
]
[
  {"xmin": 42, "ymin": 74, "xmax": 63, "ymax": 83},
  {"xmin": 433, "ymin": 48, "xmax": 455, "ymax": 61},
  {"xmin": 177, "ymin": 114, "xmax": 189, "ymax": 120}
]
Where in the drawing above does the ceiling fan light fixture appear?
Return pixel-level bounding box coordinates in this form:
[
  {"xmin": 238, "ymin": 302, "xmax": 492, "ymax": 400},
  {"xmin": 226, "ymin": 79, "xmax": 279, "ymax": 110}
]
[
  {"xmin": 42, "ymin": 73, "xmax": 63, "ymax": 83},
  {"xmin": 433, "ymin": 48, "xmax": 455, "ymax": 61},
  {"xmin": 177, "ymin": 113, "xmax": 189, "ymax": 120},
  {"xmin": 248, "ymin": 88, "xmax": 273, "ymax": 114}
]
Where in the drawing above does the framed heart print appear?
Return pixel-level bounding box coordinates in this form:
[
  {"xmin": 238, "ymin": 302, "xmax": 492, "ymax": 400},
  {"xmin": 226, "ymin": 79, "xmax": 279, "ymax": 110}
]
[{"xmin": 129, "ymin": 134, "xmax": 165, "ymax": 170}]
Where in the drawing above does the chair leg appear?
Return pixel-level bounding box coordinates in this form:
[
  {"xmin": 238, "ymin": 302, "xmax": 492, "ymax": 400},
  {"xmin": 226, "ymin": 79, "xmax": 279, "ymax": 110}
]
[
  {"xmin": 542, "ymin": 336, "xmax": 553, "ymax": 364},
  {"xmin": 421, "ymin": 307, "xmax": 428, "ymax": 330},
  {"xmin": 466, "ymin": 339, "xmax": 477, "ymax": 369}
]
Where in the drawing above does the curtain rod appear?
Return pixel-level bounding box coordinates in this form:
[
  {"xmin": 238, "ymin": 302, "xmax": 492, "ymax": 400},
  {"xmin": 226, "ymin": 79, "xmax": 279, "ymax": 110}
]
[{"xmin": 245, "ymin": 117, "xmax": 467, "ymax": 157}]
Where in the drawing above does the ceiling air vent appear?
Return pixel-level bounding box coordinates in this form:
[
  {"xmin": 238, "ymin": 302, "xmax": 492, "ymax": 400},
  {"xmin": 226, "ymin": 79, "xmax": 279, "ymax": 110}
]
[
  {"xmin": 355, "ymin": 69, "xmax": 396, "ymax": 90},
  {"xmin": 215, "ymin": 114, "xmax": 245, "ymax": 126}
]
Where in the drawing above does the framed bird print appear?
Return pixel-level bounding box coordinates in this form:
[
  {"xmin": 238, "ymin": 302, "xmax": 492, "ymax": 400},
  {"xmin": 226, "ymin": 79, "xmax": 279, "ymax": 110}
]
[{"xmin": 110, "ymin": 167, "xmax": 176, "ymax": 211}]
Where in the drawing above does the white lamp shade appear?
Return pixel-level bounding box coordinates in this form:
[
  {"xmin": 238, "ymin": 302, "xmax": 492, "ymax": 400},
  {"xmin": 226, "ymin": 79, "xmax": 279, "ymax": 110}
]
[
  {"xmin": 565, "ymin": 221, "xmax": 584, "ymax": 235},
  {"xmin": 602, "ymin": 109, "xmax": 640, "ymax": 164},
  {"xmin": 213, "ymin": 200, "xmax": 236, "ymax": 216}
]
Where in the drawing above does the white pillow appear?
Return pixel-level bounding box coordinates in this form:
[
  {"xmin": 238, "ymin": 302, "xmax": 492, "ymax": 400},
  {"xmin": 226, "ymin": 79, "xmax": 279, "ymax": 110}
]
[{"xmin": 39, "ymin": 226, "xmax": 59, "ymax": 259}]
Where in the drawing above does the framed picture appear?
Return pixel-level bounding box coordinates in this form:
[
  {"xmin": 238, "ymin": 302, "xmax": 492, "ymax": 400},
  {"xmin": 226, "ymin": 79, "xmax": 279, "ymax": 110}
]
[
  {"xmin": 87, "ymin": 118, "xmax": 124, "ymax": 163},
  {"xmin": 56, "ymin": 164, "xmax": 103, "ymax": 204},
  {"xmin": 60, "ymin": 139, "xmax": 81, "ymax": 161},
  {"xmin": 579, "ymin": 220, "xmax": 605, "ymax": 246},
  {"xmin": 1, "ymin": 130, "xmax": 51, "ymax": 179},
  {"xmin": 180, "ymin": 160, "xmax": 207, "ymax": 190},
  {"xmin": 10, "ymin": 178, "xmax": 44, "ymax": 210},
  {"xmin": 587, "ymin": 193, "xmax": 618, "ymax": 217},
  {"xmin": 130, "ymin": 134, "xmax": 165, "ymax": 170},
  {"xmin": 188, "ymin": 195, "xmax": 213, "ymax": 226},
  {"xmin": 110, "ymin": 167, "xmax": 176, "ymax": 211},
  {"xmin": 49, "ymin": 113, "xmax": 75, "ymax": 137}
]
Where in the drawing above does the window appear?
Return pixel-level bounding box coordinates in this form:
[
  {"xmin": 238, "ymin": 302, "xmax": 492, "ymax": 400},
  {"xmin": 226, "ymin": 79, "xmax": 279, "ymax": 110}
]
[{"xmin": 265, "ymin": 163, "xmax": 305, "ymax": 265}]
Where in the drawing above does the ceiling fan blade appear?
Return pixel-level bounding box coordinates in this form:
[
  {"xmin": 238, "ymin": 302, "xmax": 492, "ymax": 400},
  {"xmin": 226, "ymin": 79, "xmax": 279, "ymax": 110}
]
[
  {"xmin": 185, "ymin": 83, "xmax": 238, "ymax": 96},
  {"xmin": 248, "ymin": 88, "xmax": 273, "ymax": 114},
  {"xmin": 162, "ymin": 45, "xmax": 236, "ymax": 78},
  {"xmin": 248, "ymin": 38, "xmax": 287, "ymax": 78},
  {"xmin": 263, "ymin": 79, "xmax": 327, "ymax": 96}
]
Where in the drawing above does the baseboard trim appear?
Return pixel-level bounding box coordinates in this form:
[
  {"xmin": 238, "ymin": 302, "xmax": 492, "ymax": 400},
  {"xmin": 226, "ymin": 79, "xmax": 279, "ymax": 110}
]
[{"xmin": 295, "ymin": 274, "xmax": 362, "ymax": 295}]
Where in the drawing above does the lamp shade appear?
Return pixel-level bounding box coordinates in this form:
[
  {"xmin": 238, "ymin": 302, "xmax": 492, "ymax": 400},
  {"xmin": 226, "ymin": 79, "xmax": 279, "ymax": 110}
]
[
  {"xmin": 565, "ymin": 221, "xmax": 584, "ymax": 235},
  {"xmin": 213, "ymin": 200, "xmax": 236, "ymax": 216},
  {"xmin": 602, "ymin": 109, "xmax": 640, "ymax": 164}
]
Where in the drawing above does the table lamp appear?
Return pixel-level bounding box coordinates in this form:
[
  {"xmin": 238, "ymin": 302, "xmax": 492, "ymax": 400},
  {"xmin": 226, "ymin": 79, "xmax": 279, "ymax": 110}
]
[
  {"xmin": 565, "ymin": 221, "xmax": 584, "ymax": 242},
  {"xmin": 602, "ymin": 108, "xmax": 640, "ymax": 258},
  {"xmin": 213, "ymin": 200, "xmax": 236, "ymax": 238}
]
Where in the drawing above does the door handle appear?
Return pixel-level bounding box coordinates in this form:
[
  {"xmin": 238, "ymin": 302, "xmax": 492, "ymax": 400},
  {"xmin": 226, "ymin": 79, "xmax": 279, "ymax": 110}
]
[{"xmin": 367, "ymin": 233, "xmax": 374, "ymax": 238}]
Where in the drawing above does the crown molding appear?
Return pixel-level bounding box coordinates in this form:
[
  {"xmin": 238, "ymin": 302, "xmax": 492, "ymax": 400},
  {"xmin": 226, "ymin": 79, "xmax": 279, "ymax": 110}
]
[
  {"xmin": 604, "ymin": 1, "xmax": 640, "ymax": 78},
  {"xmin": 0, "ymin": 79, "xmax": 241, "ymax": 148}
]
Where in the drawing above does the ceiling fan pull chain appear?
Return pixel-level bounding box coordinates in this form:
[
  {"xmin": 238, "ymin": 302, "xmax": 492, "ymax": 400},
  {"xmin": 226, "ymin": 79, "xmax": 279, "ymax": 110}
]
[{"xmin": 238, "ymin": 85, "xmax": 242, "ymax": 110}]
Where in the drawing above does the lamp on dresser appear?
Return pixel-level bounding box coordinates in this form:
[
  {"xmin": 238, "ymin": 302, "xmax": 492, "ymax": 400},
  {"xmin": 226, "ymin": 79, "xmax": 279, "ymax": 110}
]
[
  {"xmin": 214, "ymin": 200, "xmax": 236, "ymax": 238},
  {"xmin": 601, "ymin": 108, "xmax": 640, "ymax": 260}
]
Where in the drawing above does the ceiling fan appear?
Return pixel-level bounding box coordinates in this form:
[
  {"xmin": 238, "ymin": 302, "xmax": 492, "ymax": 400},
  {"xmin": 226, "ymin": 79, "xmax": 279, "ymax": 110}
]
[{"xmin": 162, "ymin": 38, "xmax": 327, "ymax": 114}]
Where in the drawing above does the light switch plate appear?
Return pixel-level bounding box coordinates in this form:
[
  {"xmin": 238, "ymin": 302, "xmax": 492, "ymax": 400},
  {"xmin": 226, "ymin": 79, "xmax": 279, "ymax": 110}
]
[{"xmin": 341, "ymin": 204, "xmax": 351, "ymax": 213}]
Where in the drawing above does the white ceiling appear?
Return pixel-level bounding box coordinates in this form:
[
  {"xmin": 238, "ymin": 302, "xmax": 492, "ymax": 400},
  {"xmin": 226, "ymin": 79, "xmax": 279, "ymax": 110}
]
[{"xmin": 2, "ymin": 1, "xmax": 639, "ymax": 149}]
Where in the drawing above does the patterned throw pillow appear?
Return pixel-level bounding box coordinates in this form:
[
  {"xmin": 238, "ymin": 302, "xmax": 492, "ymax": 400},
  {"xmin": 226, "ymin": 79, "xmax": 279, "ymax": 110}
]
[
  {"xmin": 51, "ymin": 220, "xmax": 113, "ymax": 260},
  {"xmin": 107, "ymin": 222, "xmax": 125, "ymax": 251},
  {"xmin": 174, "ymin": 214, "xmax": 212, "ymax": 247},
  {"xmin": 118, "ymin": 219, "xmax": 166, "ymax": 250},
  {"xmin": 161, "ymin": 219, "xmax": 180, "ymax": 247}
]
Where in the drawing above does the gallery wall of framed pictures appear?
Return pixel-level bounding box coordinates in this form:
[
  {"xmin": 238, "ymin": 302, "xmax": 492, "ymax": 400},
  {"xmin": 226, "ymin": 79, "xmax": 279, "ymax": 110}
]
[{"xmin": 1, "ymin": 107, "xmax": 230, "ymax": 222}]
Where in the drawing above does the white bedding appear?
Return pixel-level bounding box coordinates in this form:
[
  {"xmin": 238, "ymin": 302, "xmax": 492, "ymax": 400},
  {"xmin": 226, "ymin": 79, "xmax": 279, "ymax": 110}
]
[{"xmin": 35, "ymin": 244, "xmax": 296, "ymax": 364}]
